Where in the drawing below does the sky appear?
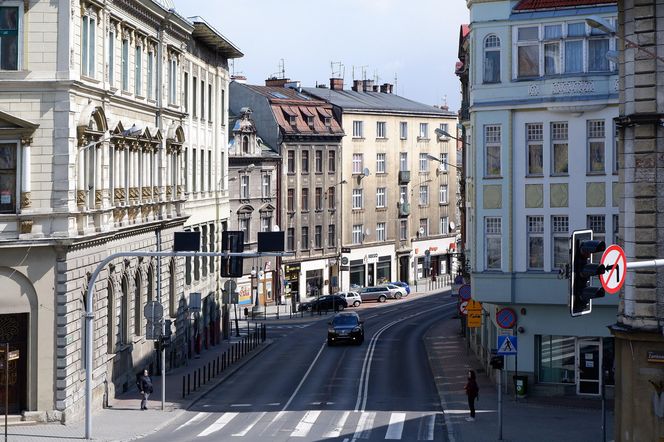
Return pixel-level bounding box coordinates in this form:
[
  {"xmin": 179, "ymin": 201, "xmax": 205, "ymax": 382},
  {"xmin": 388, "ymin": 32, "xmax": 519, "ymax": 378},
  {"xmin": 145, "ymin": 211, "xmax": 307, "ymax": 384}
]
[{"xmin": 171, "ymin": 0, "xmax": 470, "ymax": 111}]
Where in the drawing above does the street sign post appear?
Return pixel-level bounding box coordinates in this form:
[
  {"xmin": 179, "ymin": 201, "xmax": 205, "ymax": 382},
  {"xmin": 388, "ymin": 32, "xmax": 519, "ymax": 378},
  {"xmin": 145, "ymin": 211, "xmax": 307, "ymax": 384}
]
[
  {"xmin": 458, "ymin": 284, "xmax": 471, "ymax": 301},
  {"xmin": 459, "ymin": 300, "xmax": 469, "ymax": 316},
  {"xmin": 600, "ymin": 244, "xmax": 627, "ymax": 294},
  {"xmin": 497, "ymin": 335, "xmax": 518, "ymax": 355},
  {"xmin": 496, "ymin": 307, "xmax": 517, "ymax": 329},
  {"xmin": 467, "ymin": 301, "xmax": 482, "ymax": 327}
]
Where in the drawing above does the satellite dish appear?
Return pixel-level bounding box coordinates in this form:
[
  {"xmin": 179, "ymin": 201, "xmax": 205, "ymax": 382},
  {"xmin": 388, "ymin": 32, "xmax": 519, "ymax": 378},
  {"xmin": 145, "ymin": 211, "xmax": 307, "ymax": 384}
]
[
  {"xmin": 271, "ymin": 224, "xmax": 280, "ymax": 232},
  {"xmin": 365, "ymin": 228, "xmax": 371, "ymax": 236},
  {"xmin": 363, "ymin": 167, "xmax": 370, "ymax": 177},
  {"xmin": 449, "ymin": 221, "xmax": 456, "ymax": 231},
  {"xmin": 419, "ymin": 227, "xmax": 425, "ymax": 235}
]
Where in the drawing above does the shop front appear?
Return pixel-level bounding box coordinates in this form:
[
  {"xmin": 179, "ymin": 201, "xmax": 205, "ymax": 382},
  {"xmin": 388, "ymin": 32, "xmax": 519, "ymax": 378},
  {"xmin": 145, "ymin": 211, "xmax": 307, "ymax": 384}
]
[
  {"xmin": 342, "ymin": 244, "xmax": 396, "ymax": 289},
  {"xmin": 412, "ymin": 237, "xmax": 455, "ymax": 280}
]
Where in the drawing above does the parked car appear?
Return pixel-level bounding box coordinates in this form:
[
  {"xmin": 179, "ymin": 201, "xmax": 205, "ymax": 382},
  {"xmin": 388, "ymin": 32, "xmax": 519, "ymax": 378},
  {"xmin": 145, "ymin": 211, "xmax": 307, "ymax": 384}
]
[
  {"xmin": 382, "ymin": 283, "xmax": 407, "ymax": 299},
  {"xmin": 327, "ymin": 312, "xmax": 364, "ymax": 346},
  {"xmin": 359, "ymin": 286, "xmax": 391, "ymax": 303},
  {"xmin": 298, "ymin": 295, "xmax": 347, "ymax": 312},
  {"xmin": 389, "ymin": 281, "xmax": 411, "ymax": 295},
  {"xmin": 337, "ymin": 291, "xmax": 362, "ymax": 307}
]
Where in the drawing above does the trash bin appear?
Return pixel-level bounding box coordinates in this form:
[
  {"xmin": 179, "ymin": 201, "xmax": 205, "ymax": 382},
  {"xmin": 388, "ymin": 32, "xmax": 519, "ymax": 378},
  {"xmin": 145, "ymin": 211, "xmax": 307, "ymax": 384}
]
[{"xmin": 513, "ymin": 375, "xmax": 528, "ymax": 397}]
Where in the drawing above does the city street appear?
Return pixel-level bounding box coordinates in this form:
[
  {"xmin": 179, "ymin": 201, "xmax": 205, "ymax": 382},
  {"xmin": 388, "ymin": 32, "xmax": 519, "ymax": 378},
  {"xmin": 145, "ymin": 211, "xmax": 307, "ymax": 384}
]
[{"xmin": 141, "ymin": 294, "xmax": 454, "ymax": 441}]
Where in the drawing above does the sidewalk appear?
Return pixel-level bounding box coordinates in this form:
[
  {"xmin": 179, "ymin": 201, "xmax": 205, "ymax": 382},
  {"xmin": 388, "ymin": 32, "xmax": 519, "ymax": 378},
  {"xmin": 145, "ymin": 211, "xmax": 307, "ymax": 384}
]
[{"xmin": 424, "ymin": 312, "xmax": 614, "ymax": 442}]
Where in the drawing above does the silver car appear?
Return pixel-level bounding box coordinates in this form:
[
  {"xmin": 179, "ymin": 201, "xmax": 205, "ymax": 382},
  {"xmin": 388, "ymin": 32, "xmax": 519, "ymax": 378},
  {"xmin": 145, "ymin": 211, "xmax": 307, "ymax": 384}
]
[
  {"xmin": 337, "ymin": 291, "xmax": 362, "ymax": 307},
  {"xmin": 381, "ymin": 283, "xmax": 407, "ymax": 300}
]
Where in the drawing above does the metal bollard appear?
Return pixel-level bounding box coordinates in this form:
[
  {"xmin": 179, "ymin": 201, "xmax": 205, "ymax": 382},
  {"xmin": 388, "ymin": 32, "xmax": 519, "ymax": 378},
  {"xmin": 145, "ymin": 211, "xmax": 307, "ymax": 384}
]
[
  {"xmin": 193, "ymin": 371, "xmax": 197, "ymax": 392},
  {"xmin": 187, "ymin": 373, "xmax": 191, "ymax": 395},
  {"xmin": 182, "ymin": 376, "xmax": 185, "ymax": 398},
  {"xmin": 208, "ymin": 362, "xmax": 211, "ymax": 381},
  {"xmin": 203, "ymin": 366, "xmax": 206, "ymax": 384}
]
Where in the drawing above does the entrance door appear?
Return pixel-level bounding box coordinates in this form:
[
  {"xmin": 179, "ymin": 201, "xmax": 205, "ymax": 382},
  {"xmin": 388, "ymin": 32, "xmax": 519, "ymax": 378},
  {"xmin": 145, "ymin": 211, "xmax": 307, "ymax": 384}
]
[
  {"xmin": 577, "ymin": 338, "xmax": 601, "ymax": 395},
  {"xmin": 0, "ymin": 313, "xmax": 28, "ymax": 413},
  {"xmin": 367, "ymin": 265, "xmax": 374, "ymax": 287},
  {"xmin": 399, "ymin": 256, "xmax": 409, "ymax": 283}
]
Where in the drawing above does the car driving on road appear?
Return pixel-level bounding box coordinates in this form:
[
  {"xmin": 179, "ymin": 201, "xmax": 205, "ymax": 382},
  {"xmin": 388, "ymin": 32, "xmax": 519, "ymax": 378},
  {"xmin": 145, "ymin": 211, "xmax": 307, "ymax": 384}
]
[{"xmin": 327, "ymin": 311, "xmax": 364, "ymax": 346}]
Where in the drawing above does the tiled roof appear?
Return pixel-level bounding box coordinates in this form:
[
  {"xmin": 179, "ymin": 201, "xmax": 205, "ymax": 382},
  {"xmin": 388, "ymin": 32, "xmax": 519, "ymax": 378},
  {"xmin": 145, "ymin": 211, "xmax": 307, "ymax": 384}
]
[{"xmin": 514, "ymin": 0, "xmax": 615, "ymax": 10}]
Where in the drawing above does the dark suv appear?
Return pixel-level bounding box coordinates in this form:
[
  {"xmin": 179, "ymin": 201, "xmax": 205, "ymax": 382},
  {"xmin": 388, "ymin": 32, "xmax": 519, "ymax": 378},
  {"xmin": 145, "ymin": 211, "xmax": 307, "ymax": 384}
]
[
  {"xmin": 298, "ymin": 295, "xmax": 347, "ymax": 312},
  {"xmin": 327, "ymin": 312, "xmax": 364, "ymax": 346}
]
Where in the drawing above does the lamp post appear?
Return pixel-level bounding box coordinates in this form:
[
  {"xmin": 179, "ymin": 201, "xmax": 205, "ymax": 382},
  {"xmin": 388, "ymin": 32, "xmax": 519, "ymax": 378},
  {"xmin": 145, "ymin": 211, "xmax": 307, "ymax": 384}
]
[{"xmin": 586, "ymin": 15, "xmax": 664, "ymax": 64}]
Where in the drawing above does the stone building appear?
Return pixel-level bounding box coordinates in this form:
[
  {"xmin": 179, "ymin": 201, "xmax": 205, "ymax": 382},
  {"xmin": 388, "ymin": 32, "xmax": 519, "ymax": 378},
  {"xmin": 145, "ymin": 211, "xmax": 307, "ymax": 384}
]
[{"xmin": 0, "ymin": 0, "xmax": 239, "ymax": 422}]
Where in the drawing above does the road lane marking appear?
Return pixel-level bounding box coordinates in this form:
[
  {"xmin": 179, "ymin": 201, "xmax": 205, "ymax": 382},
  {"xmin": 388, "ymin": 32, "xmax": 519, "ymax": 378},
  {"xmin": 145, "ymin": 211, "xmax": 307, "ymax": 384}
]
[
  {"xmin": 352, "ymin": 411, "xmax": 375, "ymax": 439},
  {"xmin": 197, "ymin": 412, "xmax": 238, "ymax": 437},
  {"xmin": 385, "ymin": 412, "xmax": 406, "ymax": 440},
  {"xmin": 290, "ymin": 410, "xmax": 322, "ymax": 437},
  {"xmin": 232, "ymin": 411, "xmax": 266, "ymax": 437},
  {"xmin": 272, "ymin": 341, "xmax": 327, "ymax": 423},
  {"xmin": 418, "ymin": 413, "xmax": 436, "ymax": 441},
  {"xmin": 230, "ymin": 403, "xmax": 252, "ymax": 407},
  {"xmin": 175, "ymin": 412, "xmax": 208, "ymax": 431},
  {"xmin": 323, "ymin": 410, "xmax": 350, "ymax": 438}
]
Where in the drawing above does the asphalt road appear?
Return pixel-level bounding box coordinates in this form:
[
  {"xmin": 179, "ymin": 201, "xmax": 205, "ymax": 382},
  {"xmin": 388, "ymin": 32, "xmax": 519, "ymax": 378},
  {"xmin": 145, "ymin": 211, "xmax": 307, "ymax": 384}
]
[{"xmin": 142, "ymin": 292, "xmax": 457, "ymax": 442}]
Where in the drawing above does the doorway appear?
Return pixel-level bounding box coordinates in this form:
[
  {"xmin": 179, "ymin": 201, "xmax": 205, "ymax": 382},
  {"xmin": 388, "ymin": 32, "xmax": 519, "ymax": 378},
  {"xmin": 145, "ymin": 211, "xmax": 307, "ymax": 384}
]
[
  {"xmin": 577, "ymin": 337, "xmax": 601, "ymax": 395},
  {"xmin": 0, "ymin": 313, "xmax": 28, "ymax": 413}
]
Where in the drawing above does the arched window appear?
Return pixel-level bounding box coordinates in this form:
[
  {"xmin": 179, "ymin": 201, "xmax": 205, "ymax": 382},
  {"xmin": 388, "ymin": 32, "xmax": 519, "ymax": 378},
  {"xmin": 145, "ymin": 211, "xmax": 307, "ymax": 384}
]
[
  {"xmin": 134, "ymin": 272, "xmax": 142, "ymax": 336},
  {"xmin": 120, "ymin": 276, "xmax": 129, "ymax": 346},
  {"xmin": 484, "ymin": 34, "xmax": 501, "ymax": 84},
  {"xmin": 242, "ymin": 136, "xmax": 249, "ymax": 154},
  {"xmin": 106, "ymin": 282, "xmax": 115, "ymax": 353}
]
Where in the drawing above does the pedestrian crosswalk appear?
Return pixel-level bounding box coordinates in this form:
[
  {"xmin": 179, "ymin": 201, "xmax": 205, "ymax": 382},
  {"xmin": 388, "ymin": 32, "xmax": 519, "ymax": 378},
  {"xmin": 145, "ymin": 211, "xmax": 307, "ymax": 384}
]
[{"xmin": 177, "ymin": 409, "xmax": 443, "ymax": 440}]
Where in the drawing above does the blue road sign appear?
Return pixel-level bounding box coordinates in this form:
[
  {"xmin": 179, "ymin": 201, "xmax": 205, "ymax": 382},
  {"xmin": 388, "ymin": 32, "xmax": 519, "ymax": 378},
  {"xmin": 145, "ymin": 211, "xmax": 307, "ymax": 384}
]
[
  {"xmin": 497, "ymin": 335, "xmax": 518, "ymax": 355},
  {"xmin": 458, "ymin": 284, "xmax": 471, "ymax": 301}
]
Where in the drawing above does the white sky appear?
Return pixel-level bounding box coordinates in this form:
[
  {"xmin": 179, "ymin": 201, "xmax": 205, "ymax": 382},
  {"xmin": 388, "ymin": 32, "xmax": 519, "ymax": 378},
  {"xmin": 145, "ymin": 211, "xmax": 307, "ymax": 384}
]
[{"xmin": 172, "ymin": 0, "xmax": 470, "ymax": 111}]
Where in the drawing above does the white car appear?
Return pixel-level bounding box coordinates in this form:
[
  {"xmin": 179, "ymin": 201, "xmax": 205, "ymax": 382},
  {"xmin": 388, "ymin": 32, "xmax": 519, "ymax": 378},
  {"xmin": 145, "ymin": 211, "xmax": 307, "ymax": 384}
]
[
  {"xmin": 337, "ymin": 291, "xmax": 362, "ymax": 307},
  {"xmin": 382, "ymin": 284, "xmax": 407, "ymax": 300}
]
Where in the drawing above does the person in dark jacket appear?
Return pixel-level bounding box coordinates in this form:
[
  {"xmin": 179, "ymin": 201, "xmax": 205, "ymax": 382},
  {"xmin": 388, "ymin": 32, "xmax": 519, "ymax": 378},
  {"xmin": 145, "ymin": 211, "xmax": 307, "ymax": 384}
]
[
  {"xmin": 138, "ymin": 368, "xmax": 153, "ymax": 410},
  {"xmin": 464, "ymin": 369, "xmax": 479, "ymax": 421}
]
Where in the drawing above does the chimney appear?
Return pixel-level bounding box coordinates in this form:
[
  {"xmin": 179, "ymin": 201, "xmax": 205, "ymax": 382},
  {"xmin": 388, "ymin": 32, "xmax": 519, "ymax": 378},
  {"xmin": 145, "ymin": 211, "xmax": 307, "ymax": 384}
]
[
  {"xmin": 363, "ymin": 79, "xmax": 374, "ymax": 91},
  {"xmin": 380, "ymin": 83, "xmax": 393, "ymax": 94},
  {"xmin": 372, "ymin": 85, "xmax": 379, "ymax": 92},
  {"xmin": 284, "ymin": 80, "xmax": 301, "ymax": 91},
  {"xmin": 352, "ymin": 80, "xmax": 364, "ymax": 92},
  {"xmin": 265, "ymin": 77, "xmax": 289, "ymax": 87},
  {"xmin": 231, "ymin": 75, "xmax": 247, "ymax": 84},
  {"xmin": 330, "ymin": 78, "xmax": 344, "ymax": 91}
]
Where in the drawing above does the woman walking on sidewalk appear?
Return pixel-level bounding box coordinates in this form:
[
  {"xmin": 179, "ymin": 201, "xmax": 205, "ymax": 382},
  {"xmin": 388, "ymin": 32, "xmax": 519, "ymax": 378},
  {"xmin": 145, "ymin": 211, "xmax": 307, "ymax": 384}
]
[{"xmin": 464, "ymin": 369, "xmax": 479, "ymax": 421}]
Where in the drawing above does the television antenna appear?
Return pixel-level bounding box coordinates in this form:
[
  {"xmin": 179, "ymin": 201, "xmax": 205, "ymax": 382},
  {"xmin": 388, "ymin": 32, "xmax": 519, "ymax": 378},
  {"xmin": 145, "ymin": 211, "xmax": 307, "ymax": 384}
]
[
  {"xmin": 270, "ymin": 58, "xmax": 286, "ymax": 79},
  {"xmin": 331, "ymin": 61, "xmax": 345, "ymax": 79}
]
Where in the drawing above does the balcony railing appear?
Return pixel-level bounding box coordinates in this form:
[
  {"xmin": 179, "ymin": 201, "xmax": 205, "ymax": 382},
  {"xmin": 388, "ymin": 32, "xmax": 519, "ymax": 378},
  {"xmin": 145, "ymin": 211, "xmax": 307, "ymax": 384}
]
[{"xmin": 399, "ymin": 170, "xmax": 410, "ymax": 184}]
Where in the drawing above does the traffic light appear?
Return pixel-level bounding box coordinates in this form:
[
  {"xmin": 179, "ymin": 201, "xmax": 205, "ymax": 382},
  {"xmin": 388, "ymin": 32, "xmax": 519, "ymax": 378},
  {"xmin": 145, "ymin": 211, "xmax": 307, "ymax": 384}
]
[
  {"xmin": 570, "ymin": 229, "xmax": 606, "ymax": 317},
  {"xmin": 221, "ymin": 231, "xmax": 244, "ymax": 277}
]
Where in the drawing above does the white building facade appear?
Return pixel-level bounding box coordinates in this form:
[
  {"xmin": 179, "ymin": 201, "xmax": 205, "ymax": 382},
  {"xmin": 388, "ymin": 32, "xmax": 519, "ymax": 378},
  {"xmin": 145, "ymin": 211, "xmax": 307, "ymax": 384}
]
[{"xmin": 465, "ymin": 0, "xmax": 619, "ymax": 396}]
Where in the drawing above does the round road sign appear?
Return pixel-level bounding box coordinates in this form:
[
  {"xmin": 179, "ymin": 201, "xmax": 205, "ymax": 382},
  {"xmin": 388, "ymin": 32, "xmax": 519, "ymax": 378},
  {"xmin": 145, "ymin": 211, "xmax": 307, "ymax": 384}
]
[
  {"xmin": 600, "ymin": 244, "xmax": 627, "ymax": 294},
  {"xmin": 458, "ymin": 284, "xmax": 471, "ymax": 301},
  {"xmin": 459, "ymin": 301, "xmax": 469, "ymax": 316},
  {"xmin": 496, "ymin": 307, "xmax": 517, "ymax": 329}
]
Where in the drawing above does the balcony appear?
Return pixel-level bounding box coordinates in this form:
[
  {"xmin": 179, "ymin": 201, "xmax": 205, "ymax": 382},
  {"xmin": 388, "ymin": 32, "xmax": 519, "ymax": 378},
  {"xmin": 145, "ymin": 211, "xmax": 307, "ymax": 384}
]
[
  {"xmin": 399, "ymin": 170, "xmax": 411, "ymax": 184},
  {"xmin": 398, "ymin": 202, "xmax": 410, "ymax": 217}
]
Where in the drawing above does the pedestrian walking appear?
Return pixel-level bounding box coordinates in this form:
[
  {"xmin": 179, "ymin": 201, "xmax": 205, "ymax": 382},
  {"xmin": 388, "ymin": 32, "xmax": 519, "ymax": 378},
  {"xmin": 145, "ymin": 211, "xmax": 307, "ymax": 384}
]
[
  {"xmin": 464, "ymin": 369, "xmax": 479, "ymax": 421},
  {"xmin": 137, "ymin": 368, "xmax": 153, "ymax": 410}
]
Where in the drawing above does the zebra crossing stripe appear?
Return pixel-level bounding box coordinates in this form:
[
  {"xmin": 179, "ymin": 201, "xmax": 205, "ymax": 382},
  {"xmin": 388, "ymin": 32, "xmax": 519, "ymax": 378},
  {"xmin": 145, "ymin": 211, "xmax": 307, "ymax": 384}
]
[
  {"xmin": 175, "ymin": 412, "xmax": 208, "ymax": 431},
  {"xmin": 197, "ymin": 412, "xmax": 238, "ymax": 437},
  {"xmin": 353, "ymin": 411, "xmax": 376, "ymax": 439},
  {"xmin": 290, "ymin": 410, "xmax": 321, "ymax": 437},
  {"xmin": 232, "ymin": 411, "xmax": 266, "ymax": 437},
  {"xmin": 385, "ymin": 412, "xmax": 406, "ymax": 440},
  {"xmin": 323, "ymin": 410, "xmax": 350, "ymax": 439}
]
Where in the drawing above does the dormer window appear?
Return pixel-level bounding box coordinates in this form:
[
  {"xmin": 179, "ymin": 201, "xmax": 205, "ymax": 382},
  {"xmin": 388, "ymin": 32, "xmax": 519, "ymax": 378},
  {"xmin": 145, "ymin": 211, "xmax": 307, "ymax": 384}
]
[
  {"xmin": 242, "ymin": 136, "xmax": 249, "ymax": 154},
  {"xmin": 307, "ymin": 116, "xmax": 315, "ymax": 128},
  {"xmin": 289, "ymin": 115, "xmax": 297, "ymax": 126},
  {"xmin": 324, "ymin": 117, "xmax": 331, "ymax": 127}
]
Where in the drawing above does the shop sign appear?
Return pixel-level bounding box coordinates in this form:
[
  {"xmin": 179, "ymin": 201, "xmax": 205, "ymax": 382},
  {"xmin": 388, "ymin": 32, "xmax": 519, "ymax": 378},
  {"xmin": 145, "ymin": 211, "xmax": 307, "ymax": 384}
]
[
  {"xmin": 366, "ymin": 253, "xmax": 378, "ymax": 264},
  {"xmin": 647, "ymin": 351, "xmax": 664, "ymax": 363}
]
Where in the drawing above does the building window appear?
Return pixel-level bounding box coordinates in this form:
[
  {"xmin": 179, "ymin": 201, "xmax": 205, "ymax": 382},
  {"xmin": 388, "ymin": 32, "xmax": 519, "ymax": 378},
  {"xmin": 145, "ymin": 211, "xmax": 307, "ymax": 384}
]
[
  {"xmin": 208, "ymin": 84, "xmax": 213, "ymax": 123},
  {"xmin": 352, "ymin": 153, "xmax": 363, "ymax": 174},
  {"xmin": 377, "ymin": 121, "xmax": 387, "ymax": 138},
  {"xmin": 287, "ymin": 150, "xmax": 295, "ymax": 173},
  {"xmin": 485, "ymin": 125, "xmax": 501, "ymax": 177},
  {"xmin": 527, "ymin": 123, "xmax": 543, "ymax": 176},
  {"xmin": 484, "ymin": 34, "xmax": 501, "ymax": 83},
  {"xmin": 262, "ymin": 174, "xmax": 271, "ymax": 198},
  {"xmin": 301, "ymin": 150, "xmax": 309, "ymax": 173},
  {"xmin": 121, "ymin": 39, "xmax": 129, "ymax": 91},
  {"xmin": 419, "ymin": 123, "xmax": 429, "ymax": 139},
  {"xmin": 613, "ymin": 122, "xmax": 619, "ymax": 174},
  {"xmin": 587, "ymin": 215, "xmax": 606, "ymax": 244},
  {"xmin": 588, "ymin": 120, "xmax": 605, "ymax": 173},
  {"xmin": 328, "ymin": 150, "xmax": 336, "ymax": 172},
  {"xmin": 108, "ymin": 30, "xmax": 114, "ymax": 85},
  {"xmin": 399, "ymin": 185, "xmax": 408, "ymax": 204},
  {"xmin": 552, "ymin": 215, "xmax": 569, "ymax": 270},
  {"xmin": 306, "ymin": 115, "xmax": 314, "ymax": 129},
  {"xmin": 551, "ymin": 122, "xmax": 569, "ymax": 175},
  {"xmin": 517, "ymin": 26, "xmax": 540, "ymax": 77},
  {"xmin": 221, "ymin": 89, "xmax": 226, "ymax": 125},
  {"xmin": 183, "ymin": 72, "xmax": 189, "ymax": 113},
  {"xmin": 613, "ymin": 214, "xmax": 619, "ymax": 245},
  {"xmin": 352, "ymin": 224, "xmax": 363, "ymax": 245},
  {"xmin": 352, "ymin": 188, "xmax": 363, "ymax": 209},
  {"xmin": 589, "ymin": 29, "xmax": 611, "ymax": 72},
  {"xmin": 439, "ymin": 185, "xmax": 448, "ymax": 204},
  {"xmin": 240, "ymin": 175, "xmax": 249, "ymax": 199},
  {"xmin": 0, "ymin": 7, "xmax": 19, "ymax": 70},
  {"xmin": 527, "ymin": 216, "xmax": 544, "ymax": 270},
  {"xmin": 440, "ymin": 153, "xmax": 449, "ymax": 172},
  {"xmin": 192, "ymin": 76, "xmax": 197, "ymax": 118},
  {"xmin": 486, "ymin": 217, "xmax": 502, "ymax": 270},
  {"xmin": 377, "ymin": 223, "xmax": 386, "ymax": 242},
  {"xmin": 400, "ymin": 122, "xmax": 408, "ymax": 140},
  {"xmin": 328, "ymin": 224, "xmax": 336, "ymax": 247},
  {"xmin": 327, "ymin": 186, "xmax": 335, "ymax": 210},
  {"xmin": 419, "ymin": 185, "xmax": 429, "ymax": 206},
  {"xmin": 353, "ymin": 120, "xmax": 364, "ymax": 138},
  {"xmin": 134, "ymin": 46, "xmax": 142, "ymax": 95},
  {"xmin": 261, "ymin": 214, "xmax": 271, "ymax": 232},
  {"xmin": 200, "ymin": 80, "xmax": 205, "ymax": 120},
  {"xmin": 419, "ymin": 218, "xmax": 429, "ymax": 236},
  {"xmin": 376, "ymin": 153, "xmax": 386, "ymax": 173},
  {"xmin": 419, "ymin": 153, "xmax": 429, "ymax": 172},
  {"xmin": 0, "ymin": 143, "xmax": 17, "ymax": 213},
  {"xmin": 301, "ymin": 187, "xmax": 309, "ymax": 211},
  {"xmin": 400, "ymin": 220, "xmax": 408, "ymax": 241},
  {"xmin": 315, "ymin": 187, "xmax": 323, "ymax": 210},
  {"xmin": 168, "ymin": 58, "xmax": 177, "ymax": 104},
  {"xmin": 440, "ymin": 216, "xmax": 449, "ymax": 235},
  {"xmin": 287, "ymin": 227, "xmax": 295, "ymax": 251},
  {"xmin": 81, "ymin": 14, "xmax": 96, "ymax": 78},
  {"xmin": 147, "ymin": 51, "xmax": 155, "ymax": 99},
  {"xmin": 537, "ymin": 335, "xmax": 576, "ymax": 384},
  {"xmin": 314, "ymin": 225, "xmax": 322, "ymax": 248},
  {"xmin": 315, "ymin": 150, "xmax": 323, "ymax": 173},
  {"xmin": 544, "ymin": 24, "xmax": 562, "ymax": 75},
  {"xmin": 376, "ymin": 187, "xmax": 386, "ymax": 208},
  {"xmin": 399, "ymin": 152, "xmax": 408, "ymax": 171},
  {"xmin": 287, "ymin": 188, "xmax": 294, "ymax": 212},
  {"xmin": 301, "ymin": 226, "xmax": 309, "ymax": 249}
]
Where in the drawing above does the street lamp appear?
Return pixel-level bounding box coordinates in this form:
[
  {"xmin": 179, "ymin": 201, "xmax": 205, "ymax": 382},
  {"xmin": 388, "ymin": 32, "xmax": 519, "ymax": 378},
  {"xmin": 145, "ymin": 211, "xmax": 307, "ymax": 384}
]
[{"xmin": 586, "ymin": 15, "xmax": 664, "ymax": 64}]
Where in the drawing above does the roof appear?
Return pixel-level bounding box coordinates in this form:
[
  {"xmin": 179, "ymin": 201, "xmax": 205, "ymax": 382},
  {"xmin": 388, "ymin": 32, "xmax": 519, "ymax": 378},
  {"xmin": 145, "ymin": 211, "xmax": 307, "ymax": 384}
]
[
  {"xmin": 514, "ymin": 0, "xmax": 616, "ymax": 10},
  {"xmin": 302, "ymin": 87, "xmax": 455, "ymax": 117},
  {"xmin": 188, "ymin": 16, "xmax": 243, "ymax": 58}
]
